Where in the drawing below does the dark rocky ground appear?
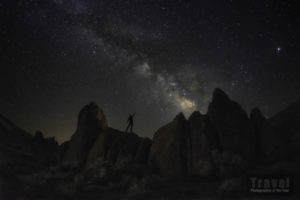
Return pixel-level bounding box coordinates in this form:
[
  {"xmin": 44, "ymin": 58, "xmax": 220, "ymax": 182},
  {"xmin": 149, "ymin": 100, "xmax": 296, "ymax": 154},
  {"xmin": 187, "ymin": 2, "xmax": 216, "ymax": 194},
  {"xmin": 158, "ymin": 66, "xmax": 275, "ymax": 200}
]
[{"xmin": 0, "ymin": 88, "xmax": 299, "ymax": 200}]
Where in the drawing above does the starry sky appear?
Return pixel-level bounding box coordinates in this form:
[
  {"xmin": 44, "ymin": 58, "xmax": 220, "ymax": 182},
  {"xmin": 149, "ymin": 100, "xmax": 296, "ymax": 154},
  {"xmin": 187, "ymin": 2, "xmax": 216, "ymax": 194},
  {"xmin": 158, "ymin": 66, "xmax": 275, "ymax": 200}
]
[{"xmin": 1, "ymin": 0, "xmax": 299, "ymax": 143}]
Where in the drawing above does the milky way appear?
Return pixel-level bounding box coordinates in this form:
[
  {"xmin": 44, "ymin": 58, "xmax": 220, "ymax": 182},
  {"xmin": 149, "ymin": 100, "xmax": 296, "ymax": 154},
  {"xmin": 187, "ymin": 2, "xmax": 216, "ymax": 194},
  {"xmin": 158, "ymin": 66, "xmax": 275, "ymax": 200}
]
[{"xmin": 0, "ymin": 0, "xmax": 299, "ymax": 143}]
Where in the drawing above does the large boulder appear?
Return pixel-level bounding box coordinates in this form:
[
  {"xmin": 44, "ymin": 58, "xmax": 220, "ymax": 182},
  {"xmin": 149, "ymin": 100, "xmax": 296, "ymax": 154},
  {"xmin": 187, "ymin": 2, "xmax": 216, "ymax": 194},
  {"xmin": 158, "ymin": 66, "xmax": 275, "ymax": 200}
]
[
  {"xmin": 207, "ymin": 88, "xmax": 257, "ymax": 159},
  {"xmin": 187, "ymin": 111, "xmax": 213, "ymax": 177},
  {"xmin": 64, "ymin": 102, "xmax": 108, "ymax": 167},
  {"xmin": 149, "ymin": 113, "xmax": 189, "ymax": 179}
]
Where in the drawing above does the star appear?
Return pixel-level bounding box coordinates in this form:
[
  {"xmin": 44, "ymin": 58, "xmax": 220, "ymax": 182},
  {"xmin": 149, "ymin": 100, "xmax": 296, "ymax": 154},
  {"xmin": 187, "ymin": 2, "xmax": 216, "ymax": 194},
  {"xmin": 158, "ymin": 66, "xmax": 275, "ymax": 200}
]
[{"xmin": 276, "ymin": 46, "xmax": 282, "ymax": 54}]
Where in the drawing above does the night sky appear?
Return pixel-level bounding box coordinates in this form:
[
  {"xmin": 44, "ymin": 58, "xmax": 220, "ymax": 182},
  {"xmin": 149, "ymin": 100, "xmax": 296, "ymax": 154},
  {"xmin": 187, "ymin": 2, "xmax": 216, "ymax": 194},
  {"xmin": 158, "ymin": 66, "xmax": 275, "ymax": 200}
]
[{"xmin": 1, "ymin": 0, "xmax": 299, "ymax": 143}]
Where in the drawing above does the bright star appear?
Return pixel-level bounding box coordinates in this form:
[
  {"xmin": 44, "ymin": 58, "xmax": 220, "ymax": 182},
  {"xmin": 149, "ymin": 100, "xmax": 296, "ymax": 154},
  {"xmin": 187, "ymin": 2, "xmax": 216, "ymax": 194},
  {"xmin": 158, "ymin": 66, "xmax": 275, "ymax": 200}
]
[{"xmin": 276, "ymin": 47, "xmax": 282, "ymax": 53}]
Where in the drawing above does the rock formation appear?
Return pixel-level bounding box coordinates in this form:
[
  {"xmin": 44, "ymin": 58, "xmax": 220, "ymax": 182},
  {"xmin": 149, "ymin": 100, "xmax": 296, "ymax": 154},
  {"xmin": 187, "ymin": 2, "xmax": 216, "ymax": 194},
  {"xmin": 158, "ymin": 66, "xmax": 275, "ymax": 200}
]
[
  {"xmin": 63, "ymin": 102, "xmax": 108, "ymax": 167},
  {"xmin": 149, "ymin": 111, "xmax": 216, "ymax": 178},
  {"xmin": 31, "ymin": 131, "xmax": 60, "ymax": 164},
  {"xmin": 85, "ymin": 128, "xmax": 118, "ymax": 167},
  {"xmin": 0, "ymin": 88, "xmax": 300, "ymax": 199},
  {"xmin": 187, "ymin": 111, "xmax": 213, "ymax": 177},
  {"xmin": 150, "ymin": 113, "xmax": 189, "ymax": 178},
  {"xmin": 0, "ymin": 116, "xmax": 59, "ymax": 175},
  {"xmin": 60, "ymin": 102, "xmax": 152, "ymax": 170},
  {"xmin": 207, "ymin": 88, "xmax": 257, "ymax": 159}
]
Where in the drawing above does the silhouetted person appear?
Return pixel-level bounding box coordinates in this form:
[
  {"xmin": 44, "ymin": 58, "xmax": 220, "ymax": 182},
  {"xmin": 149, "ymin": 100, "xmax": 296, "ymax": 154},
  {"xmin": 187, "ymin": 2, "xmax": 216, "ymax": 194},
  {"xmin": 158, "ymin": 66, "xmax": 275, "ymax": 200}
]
[{"xmin": 125, "ymin": 113, "xmax": 135, "ymax": 133}]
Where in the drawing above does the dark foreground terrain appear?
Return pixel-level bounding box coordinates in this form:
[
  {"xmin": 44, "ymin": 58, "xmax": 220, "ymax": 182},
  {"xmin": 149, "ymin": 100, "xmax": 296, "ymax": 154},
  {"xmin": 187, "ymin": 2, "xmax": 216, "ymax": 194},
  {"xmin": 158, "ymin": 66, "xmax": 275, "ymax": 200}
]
[{"xmin": 0, "ymin": 88, "xmax": 299, "ymax": 200}]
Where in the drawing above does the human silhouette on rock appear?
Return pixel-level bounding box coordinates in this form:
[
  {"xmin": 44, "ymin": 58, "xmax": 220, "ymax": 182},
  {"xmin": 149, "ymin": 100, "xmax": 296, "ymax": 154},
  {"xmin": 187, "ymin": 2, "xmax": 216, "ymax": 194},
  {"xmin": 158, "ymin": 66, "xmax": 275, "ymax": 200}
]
[{"xmin": 125, "ymin": 113, "xmax": 135, "ymax": 133}]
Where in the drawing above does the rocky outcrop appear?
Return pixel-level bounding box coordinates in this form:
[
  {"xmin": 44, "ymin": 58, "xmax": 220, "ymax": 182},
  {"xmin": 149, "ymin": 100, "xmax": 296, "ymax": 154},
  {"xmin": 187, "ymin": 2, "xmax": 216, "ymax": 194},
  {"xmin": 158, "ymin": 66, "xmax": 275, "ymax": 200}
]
[
  {"xmin": 150, "ymin": 111, "xmax": 216, "ymax": 179},
  {"xmin": 61, "ymin": 102, "xmax": 153, "ymax": 170},
  {"xmin": 63, "ymin": 102, "xmax": 108, "ymax": 167},
  {"xmin": 187, "ymin": 111, "xmax": 213, "ymax": 177},
  {"xmin": 0, "ymin": 116, "xmax": 60, "ymax": 175},
  {"xmin": 207, "ymin": 88, "xmax": 257, "ymax": 159},
  {"xmin": 150, "ymin": 113, "xmax": 189, "ymax": 179}
]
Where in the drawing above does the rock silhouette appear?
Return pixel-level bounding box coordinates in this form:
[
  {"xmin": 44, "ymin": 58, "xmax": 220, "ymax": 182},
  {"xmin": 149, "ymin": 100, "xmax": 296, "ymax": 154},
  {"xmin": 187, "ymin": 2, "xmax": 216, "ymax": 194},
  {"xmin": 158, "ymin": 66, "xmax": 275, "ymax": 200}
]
[
  {"xmin": 31, "ymin": 131, "xmax": 60, "ymax": 164},
  {"xmin": 0, "ymin": 115, "xmax": 59, "ymax": 176},
  {"xmin": 187, "ymin": 111, "xmax": 213, "ymax": 177},
  {"xmin": 249, "ymin": 107, "xmax": 287, "ymax": 161},
  {"xmin": 207, "ymin": 88, "xmax": 257, "ymax": 160},
  {"xmin": 85, "ymin": 128, "xmax": 118, "ymax": 167},
  {"xmin": 150, "ymin": 113, "xmax": 189, "ymax": 178},
  {"xmin": 63, "ymin": 102, "xmax": 108, "ymax": 167},
  {"xmin": 0, "ymin": 88, "xmax": 299, "ymax": 199}
]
